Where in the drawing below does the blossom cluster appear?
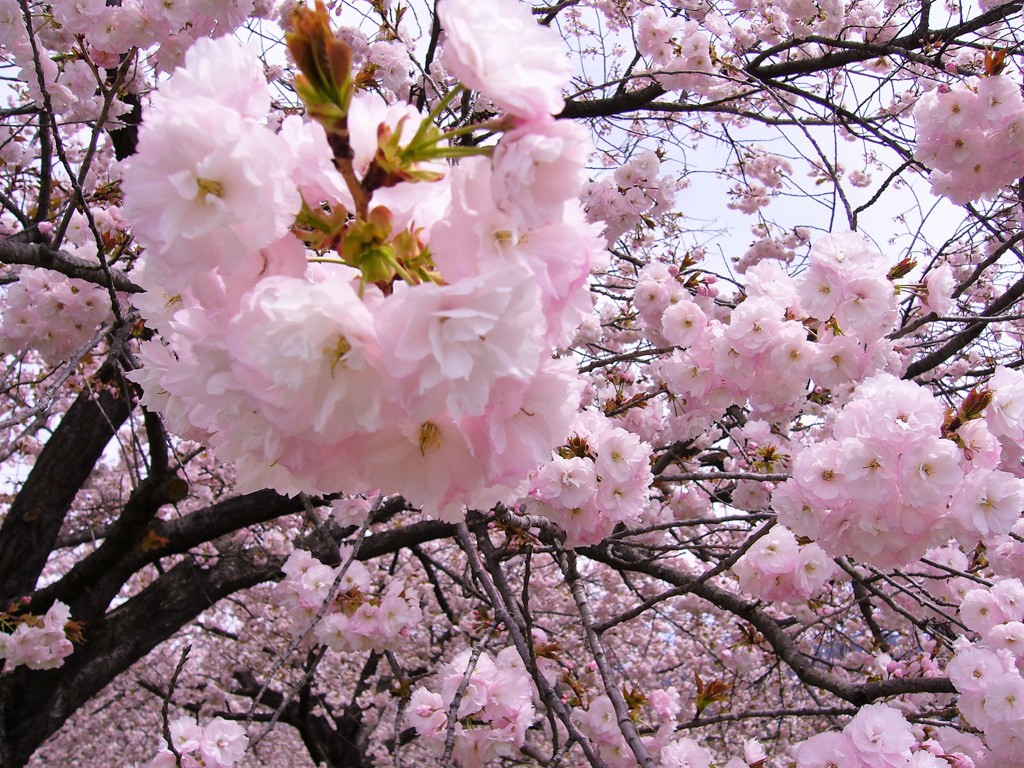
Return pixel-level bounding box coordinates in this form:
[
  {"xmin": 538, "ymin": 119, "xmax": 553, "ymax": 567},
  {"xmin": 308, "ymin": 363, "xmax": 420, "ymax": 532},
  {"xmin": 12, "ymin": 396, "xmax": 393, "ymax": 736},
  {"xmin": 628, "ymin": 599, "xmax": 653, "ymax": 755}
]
[
  {"xmin": 275, "ymin": 548, "xmax": 421, "ymax": 654},
  {"xmin": 983, "ymin": 366, "xmax": 1024, "ymax": 479},
  {"xmin": 147, "ymin": 716, "xmax": 247, "ymax": 768},
  {"xmin": 439, "ymin": 0, "xmax": 571, "ymax": 119},
  {"xmin": 50, "ymin": 0, "xmax": 253, "ymax": 70},
  {"xmin": 635, "ymin": 7, "xmax": 718, "ymax": 95},
  {"xmin": 777, "ymin": 369, "xmax": 1024, "ymax": 568},
  {"xmin": 792, "ymin": 232, "xmax": 900, "ymax": 347},
  {"xmin": 776, "ymin": 375, "xmax": 953, "ymax": 567},
  {"xmin": 727, "ymin": 148, "xmax": 793, "ymax": 215},
  {"xmin": 573, "ymin": 689, "xmax": 681, "ymax": 767},
  {"xmin": 0, "ymin": 268, "xmax": 110, "ymax": 363},
  {"xmin": 573, "ymin": 688, "xmax": 768, "ymax": 768},
  {"xmin": 407, "ymin": 646, "xmax": 536, "ymax": 767},
  {"xmin": 522, "ymin": 413, "xmax": 654, "ymax": 546},
  {"xmin": 914, "ymin": 75, "xmax": 1024, "ymax": 205},
  {"xmin": 124, "ymin": 11, "xmax": 603, "ymax": 518},
  {"xmin": 945, "ymin": 579, "xmax": 1024, "ymax": 762},
  {"xmin": 649, "ymin": 233, "xmax": 903, "ymax": 437},
  {"xmin": 0, "ymin": 600, "xmax": 75, "ymax": 671},
  {"xmin": 652, "ymin": 275, "xmax": 812, "ymax": 432},
  {"xmin": 734, "ymin": 226, "xmax": 809, "ymax": 274},
  {"xmin": 795, "ymin": 702, "xmax": 959, "ymax": 768},
  {"xmin": 732, "ymin": 524, "xmax": 834, "ymax": 603},
  {"xmin": 0, "ymin": 0, "xmax": 251, "ymax": 134},
  {"xmin": 583, "ymin": 151, "xmax": 678, "ymax": 244},
  {"xmin": 776, "ymin": 0, "xmax": 846, "ymax": 37}
]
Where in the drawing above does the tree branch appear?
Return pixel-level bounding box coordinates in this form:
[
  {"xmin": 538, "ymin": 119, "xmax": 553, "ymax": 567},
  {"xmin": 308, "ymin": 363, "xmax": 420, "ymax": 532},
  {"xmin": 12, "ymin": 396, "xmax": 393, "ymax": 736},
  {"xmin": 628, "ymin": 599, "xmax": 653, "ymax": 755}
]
[
  {"xmin": 0, "ymin": 238, "xmax": 140, "ymax": 292},
  {"xmin": 0, "ymin": 351, "xmax": 135, "ymax": 605}
]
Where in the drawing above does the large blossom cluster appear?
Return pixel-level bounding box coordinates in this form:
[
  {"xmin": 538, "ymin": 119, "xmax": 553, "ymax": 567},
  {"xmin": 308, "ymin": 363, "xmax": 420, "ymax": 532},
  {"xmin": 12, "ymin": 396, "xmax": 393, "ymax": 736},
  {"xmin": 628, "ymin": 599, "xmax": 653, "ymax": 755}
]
[
  {"xmin": 50, "ymin": 0, "xmax": 253, "ymax": 72},
  {"xmin": 948, "ymin": 579, "xmax": 1024, "ymax": 763},
  {"xmin": 275, "ymin": 548, "xmax": 421, "ymax": 654},
  {"xmin": 792, "ymin": 232, "xmax": 900, "ymax": 346},
  {"xmin": 914, "ymin": 75, "xmax": 1024, "ymax": 205},
  {"xmin": 776, "ymin": 374, "xmax": 962, "ymax": 567},
  {"xmin": 583, "ymin": 151, "xmax": 678, "ymax": 244},
  {"xmin": 776, "ymin": 372, "xmax": 1024, "ymax": 568},
  {"xmin": 522, "ymin": 413, "xmax": 654, "ymax": 546},
  {"xmin": 652, "ymin": 282, "xmax": 811, "ymax": 432},
  {"xmin": 776, "ymin": 0, "xmax": 846, "ymax": 37},
  {"xmin": 124, "ymin": 18, "xmax": 602, "ymax": 518},
  {"xmin": 439, "ymin": 0, "xmax": 571, "ymax": 119},
  {"xmin": 121, "ymin": 36, "xmax": 299, "ymax": 293},
  {"xmin": 650, "ymin": 233, "xmax": 902, "ymax": 438},
  {"xmin": 0, "ymin": 600, "xmax": 75, "ymax": 671},
  {"xmin": 407, "ymin": 646, "xmax": 536, "ymax": 767}
]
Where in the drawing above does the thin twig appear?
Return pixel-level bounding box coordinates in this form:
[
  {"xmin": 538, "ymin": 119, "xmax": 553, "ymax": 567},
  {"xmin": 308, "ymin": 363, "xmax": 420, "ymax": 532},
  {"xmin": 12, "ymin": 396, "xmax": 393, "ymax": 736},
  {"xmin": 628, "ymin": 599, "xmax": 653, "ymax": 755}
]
[
  {"xmin": 595, "ymin": 520, "xmax": 775, "ymax": 633},
  {"xmin": 16, "ymin": 0, "xmax": 129, "ymax": 322},
  {"xmin": 161, "ymin": 645, "xmax": 192, "ymax": 767},
  {"xmin": 0, "ymin": 321, "xmax": 112, "ymax": 432},
  {"xmin": 385, "ymin": 650, "xmax": 409, "ymax": 768},
  {"xmin": 245, "ymin": 500, "xmax": 379, "ymax": 746},
  {"xmin": 556, "ymin": 546, "xmax": 656, "ymax": 768},
  {"xmin": 455, "ymin": 522, "xmax": 609, "ymax": 768},
  {"xmin": 439, "ymin": 624, "xmax": 497, "ymax": 767},
  {"xmin": 657, "ymin": 471, "xmax": 791, "ymax": 482}
]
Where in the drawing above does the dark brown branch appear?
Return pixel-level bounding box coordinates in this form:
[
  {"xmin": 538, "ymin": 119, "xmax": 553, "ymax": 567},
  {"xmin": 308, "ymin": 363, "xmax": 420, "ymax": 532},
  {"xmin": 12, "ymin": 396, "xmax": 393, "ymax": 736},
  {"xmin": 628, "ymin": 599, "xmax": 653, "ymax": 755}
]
[
  {"xmin": 904, "ymin": 273, "xmax": 1024, "ymax": 380},
  {"xmin": 4, "ymin": 512, "xmax": 456, "ymax": 765},
  {"xmin": 747, "ymin": 3, "xmax": 1022, "ymax": 79},
  {"xmin": 581, "ymin": 545, "xmax": 956, "ymax": 706},
  {"xmin": 28, "ymin": 474, "xmax": 186, "ymax": 625},
  {"xmin": 0, "ymin": 355, "xmax": 135, "ymax": 606},
  {"xmin": 4, "ymin": 554, "xmax": 275, "ymax": 766},
  {"xmin": 0, "ymin": 238, "xmax": 140, "ymax": 292},
  {"xmin": 232, "ymin": 661, "xmax": 376, "ymax": 768},
  {"xmin": 560, "ymin": 83, "xmax": 666, "ymax": 120},
  {"xmin": 557, "ymin": 3, "xmax": 1021, "ymax": 127}
]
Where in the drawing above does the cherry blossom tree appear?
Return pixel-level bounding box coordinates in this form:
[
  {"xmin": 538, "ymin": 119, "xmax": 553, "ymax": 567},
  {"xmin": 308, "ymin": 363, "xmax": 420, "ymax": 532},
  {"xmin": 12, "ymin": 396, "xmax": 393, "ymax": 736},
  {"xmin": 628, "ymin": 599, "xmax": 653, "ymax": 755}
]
[{"xmin": 3, "ymin": 0, "xmax": 1024, "ymax": 766}]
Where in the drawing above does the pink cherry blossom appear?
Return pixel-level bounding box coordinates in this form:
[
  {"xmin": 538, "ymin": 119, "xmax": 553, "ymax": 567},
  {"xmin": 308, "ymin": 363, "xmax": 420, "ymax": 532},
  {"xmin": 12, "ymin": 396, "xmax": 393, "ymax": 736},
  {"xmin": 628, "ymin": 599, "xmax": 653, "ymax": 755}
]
[
  {"xmin": 439, "ymin": 0, "xmax": 572, "ymax": 118},
  {"xmin": 491, "ymin": 116, "xmax": 591, "ymax": 230},
  {"xmin": 199, "ymin": 718, "xmax": 247, "ymax": 768}
]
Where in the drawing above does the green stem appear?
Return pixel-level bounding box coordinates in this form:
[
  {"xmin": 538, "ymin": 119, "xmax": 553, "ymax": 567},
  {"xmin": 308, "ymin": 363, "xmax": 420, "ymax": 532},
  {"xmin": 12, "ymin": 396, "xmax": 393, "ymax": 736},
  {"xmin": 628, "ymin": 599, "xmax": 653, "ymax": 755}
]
[
  {"xmin": 407, "ymin": 85, "xmax": 464, "ymax": 150},
  {"xmin": 306, "ymin": 256, "xmax": 349, "ymax": 266}
]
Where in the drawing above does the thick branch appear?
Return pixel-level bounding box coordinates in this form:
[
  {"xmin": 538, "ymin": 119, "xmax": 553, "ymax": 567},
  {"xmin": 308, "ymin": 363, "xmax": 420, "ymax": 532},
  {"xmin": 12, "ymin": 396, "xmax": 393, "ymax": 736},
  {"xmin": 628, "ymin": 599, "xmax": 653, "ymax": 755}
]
[
  {"xmin": 557, "ymin": 3, "xmax": 1021, "ymax": 125},
  {"xmin": 581, "ymin": 545, "xmax": 955, "ymax": 707},
  {"xmin": 0, "ymin": 238, "xmax": 140, "ymax": 292},
  {"xmin": 747, "ymin": 3, "xmax": 1022, "ymax": 79},
  {"xmin": 4, "ymin": 554, "xmax": 275, "ymax": 766},
  {"xmin": 3, "ymin": 514, "xmax": 456, "ymax": 765},
  {"xmin": 0, "ymin": 359, "xmax": 135, "ymax": 605},
  {"xmin": 232, "ymin": 668, "xmax": 373, "ymax": 768},
  {"xmin": 28, "ymin": 474, "xmax": 185, "ymax": 626},
  {"xmin": 904, "ymin": 273, "xmax": 1024, "ymax": 380},
  {"xmin": 560, "ymin": 83, "xmax": 665, "ymax": 120}
]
